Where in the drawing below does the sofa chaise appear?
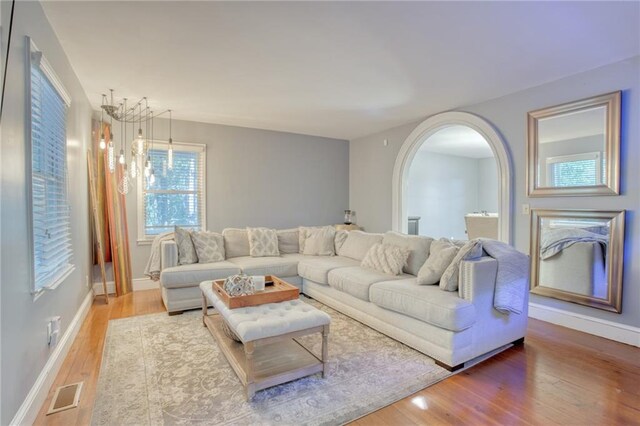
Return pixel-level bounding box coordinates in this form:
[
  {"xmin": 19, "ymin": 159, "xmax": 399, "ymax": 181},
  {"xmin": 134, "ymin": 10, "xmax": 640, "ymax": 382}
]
[{"xmin": 158, "ymin": 227, "xmax": 528, "ymax": 370}]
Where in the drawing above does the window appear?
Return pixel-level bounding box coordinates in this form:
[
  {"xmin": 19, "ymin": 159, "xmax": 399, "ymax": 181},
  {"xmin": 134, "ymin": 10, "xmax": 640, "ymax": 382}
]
[
  {"xmin": 27, "ymin": 38, "xmax": 73, "ymax": 293},
  {"xmin": 546, "ymin": 152, "xmax": 604, "ymax": 188},
  {"xmin": 137, "ymin": 142, "xmax": 206, "ymax": 241}
]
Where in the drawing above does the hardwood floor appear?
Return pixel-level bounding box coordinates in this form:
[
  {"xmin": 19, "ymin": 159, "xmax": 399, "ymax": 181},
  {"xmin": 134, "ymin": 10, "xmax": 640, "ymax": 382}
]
[{"xmin": 35, "ymin": 289, "xmax": 640, "ymax": 425}]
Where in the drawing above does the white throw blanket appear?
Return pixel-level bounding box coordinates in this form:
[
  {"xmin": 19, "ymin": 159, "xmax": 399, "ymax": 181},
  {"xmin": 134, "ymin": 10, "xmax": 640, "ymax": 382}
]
[
  {"xmin": 480, "ymin": 239, "xmax": 529, "ymax": 315},
  {"xmin": 144, "ymin": 232, "xmax": 174, "ymax": 281},
  {"xmin": 540, "ymin": 228, "xmax": 608, "ymax": 260}
]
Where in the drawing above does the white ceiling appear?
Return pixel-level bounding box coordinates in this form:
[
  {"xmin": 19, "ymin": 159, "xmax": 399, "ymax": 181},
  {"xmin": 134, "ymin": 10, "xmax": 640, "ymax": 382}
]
[
  {"xmin": 419, "ymin": 125, "xmax": 494, "ymax": 159},
  {"xmin": 41, "ymin": 1, "xmax": 640, "ymax": 140}
]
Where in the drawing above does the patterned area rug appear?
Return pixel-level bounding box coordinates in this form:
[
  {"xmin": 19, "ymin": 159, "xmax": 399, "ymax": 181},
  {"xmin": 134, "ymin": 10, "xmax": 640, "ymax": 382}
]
[{"xmin": 91, "ymin": 300, "xmax": 451, "ymax": 425}]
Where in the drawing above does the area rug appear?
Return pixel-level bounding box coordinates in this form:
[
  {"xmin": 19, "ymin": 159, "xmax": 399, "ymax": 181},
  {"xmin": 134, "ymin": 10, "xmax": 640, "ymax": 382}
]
[{"xmin": 91, "ymin": 300, "xmax": 451, "ymax": 425}]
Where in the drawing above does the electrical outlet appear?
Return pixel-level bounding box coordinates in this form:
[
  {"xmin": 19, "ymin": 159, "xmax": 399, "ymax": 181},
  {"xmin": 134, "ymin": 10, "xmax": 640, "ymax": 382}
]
[{"xmin": 522, "ymin": 204, "xmax": 530, "ymax": 215}]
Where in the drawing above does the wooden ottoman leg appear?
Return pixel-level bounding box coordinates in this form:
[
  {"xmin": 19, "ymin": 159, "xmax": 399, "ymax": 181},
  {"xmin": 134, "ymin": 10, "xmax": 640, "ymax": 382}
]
[
  {"xmin": 322, "ymin": 324, "xmax": 329, "ymax": 378},
  {"xmin": 244, "ymin": 341, "xmax": 256, "ymax": 401}
]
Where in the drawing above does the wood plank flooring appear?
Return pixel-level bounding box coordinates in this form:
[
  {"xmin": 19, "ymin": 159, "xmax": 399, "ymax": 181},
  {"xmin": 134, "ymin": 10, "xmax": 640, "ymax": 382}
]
[{"xmin": 34, "ymin": 289, "xmax": 640, "ymax": 425}]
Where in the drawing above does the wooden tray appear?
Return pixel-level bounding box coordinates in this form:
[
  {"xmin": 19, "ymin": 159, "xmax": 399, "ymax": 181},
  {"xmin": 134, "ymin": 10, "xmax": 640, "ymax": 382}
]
[{"xmin": 212, "ymin": 275, "xmax": 299, "ymax": 309}]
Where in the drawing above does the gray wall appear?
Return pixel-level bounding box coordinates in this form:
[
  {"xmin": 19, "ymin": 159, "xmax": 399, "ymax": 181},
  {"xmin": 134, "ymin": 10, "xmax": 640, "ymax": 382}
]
[
  {"xmin": 478, "ymin": 157, "xmax": 499, "ymax": 212},
  {"xmin": 537, "ymin": 135, "xmax": 603, "ymax": 186},
  {"xmin": 109, "ymin": 118, "xmax": 349, "ymax": 278},
  {"xmin": 350, "ymin": 56, "xmax": 640, "ymax": 328},
  {"xmin": 0, "ymin": 1, "xmax": 94, "ymax": 423}
]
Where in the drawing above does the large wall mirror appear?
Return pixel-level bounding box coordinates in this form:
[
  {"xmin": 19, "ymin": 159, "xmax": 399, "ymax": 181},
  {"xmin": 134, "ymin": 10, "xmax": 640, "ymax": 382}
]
[
  {"xmin": 527, "ymin": 91, "xmax": 621, "ymax": 196},
  {"xmin": 530, "ymin": 209, "xmax": 625, "ymax": 313}
]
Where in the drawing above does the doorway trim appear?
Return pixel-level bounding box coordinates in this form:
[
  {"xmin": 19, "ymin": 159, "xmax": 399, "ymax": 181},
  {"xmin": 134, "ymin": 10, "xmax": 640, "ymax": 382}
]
[{"xmin": 391, "ymin": 111, "xmax": 512, "ymax": 243}]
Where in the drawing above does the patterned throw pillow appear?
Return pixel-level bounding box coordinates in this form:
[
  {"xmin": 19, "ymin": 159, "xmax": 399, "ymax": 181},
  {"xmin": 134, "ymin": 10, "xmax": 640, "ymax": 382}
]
[
  {"xmin": 190, "ymin": 231, "xmax": 225, "ymax": 264},
  {"xmin": 361, "ymin": 243, "xmax": 410, "ymax": 276},
  {"xmin": 439, "ymin": 239, "xmax": 483, "ymax": 291},
  {"xmin": 416, "ymin": 238, "xmax": 460, "ymax": 285},
  {"xmin": 247, "ymin": 227, "xmax": 280, "ymax": 257},
  {"xmin": 174, "ymin": 226, "xmax": 198, "ymax": 265}
]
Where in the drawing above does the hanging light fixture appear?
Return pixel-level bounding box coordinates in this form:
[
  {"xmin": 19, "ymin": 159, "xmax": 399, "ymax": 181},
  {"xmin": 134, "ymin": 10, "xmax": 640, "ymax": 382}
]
[
  {"xmin": 117, "ymin": 98, "xmax": 130, "ymax": 194},
  {"xmin": 136, "ymin": 101, "xmax": 145, "ymax": 155},
  {"xmin": 144, "ymin": 109, "xmax": 152, "ymax": 178},
  {"xmin": 99, "ymin": 94, "xmax": 107, "ymax": 150},
  {"xmin": 118, "ymin": 99, "xmax": 126, "ymax": 165},
  {"xmin": 167, "ymin": 109, "xmax": 174, "ymax": 170}
]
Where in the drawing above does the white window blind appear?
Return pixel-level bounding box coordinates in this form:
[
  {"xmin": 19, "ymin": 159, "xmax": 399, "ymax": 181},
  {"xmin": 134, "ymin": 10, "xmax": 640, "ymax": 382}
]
[
  {"xmin": 28, "ymin": 38, "xmax": 73, "ymax": 292},
  {"xmin": 546, "ymin": 152, "xmax": 604, "ymax": 188},
  {"xmin": 138, "ymin": 143, "xmax": 206, "ymax": 241}
]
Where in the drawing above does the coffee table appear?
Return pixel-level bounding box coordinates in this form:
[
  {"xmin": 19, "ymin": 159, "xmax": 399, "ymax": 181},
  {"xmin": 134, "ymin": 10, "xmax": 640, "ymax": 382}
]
[{"xmin": 200, "ymin": 279, "xmax": 331, "ymax": 401}]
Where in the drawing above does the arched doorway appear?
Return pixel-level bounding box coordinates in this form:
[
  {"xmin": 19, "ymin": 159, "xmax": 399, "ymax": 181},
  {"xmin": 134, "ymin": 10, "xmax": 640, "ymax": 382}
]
[{"xmin": 392, "ymin": 112, "xmax": 512, "ymax": 243}]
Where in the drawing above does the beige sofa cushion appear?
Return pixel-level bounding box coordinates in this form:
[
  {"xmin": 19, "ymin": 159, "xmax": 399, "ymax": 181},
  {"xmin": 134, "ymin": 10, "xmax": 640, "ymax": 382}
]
[
  {"xmin": 337, "ymin": 231, "xmax": 384, "ymax": 261},
  {"xmin": 334, "ymin": 230, "xmax": 349, "ymax": 253},
  {"xmin": 298, "ymin": 226, "xmax": 320, "ymax": 254},
  {"xmin": 161, "ymin": 261, "xmax": 241, "ymax": 289},
  {"xmin": 190, "ymin": 231, "xmax": 225, "ymax": 264},
  {"xmin": 298, "ymin": 256, "xmax": 360, "ymax": 285},
  {"xmin": 227, "ymin": 256, "xmax": 299, "ymax": 277},
  {"xmin": 440, "ymin": 239, "xmax": 483, "ymax": 291},
  {"xmin": 370, "ymin": 279, "xmax": 476, "ymax": 332},
  {"xmin": 327, "ymin": 266, "xmax": 409, "ymax": 302},
  {"xmin": 277, "ymin": 228, "xmax": 299, "ymax": 254},
  {"xmin": 382, "ymin": 231, "xmax": 433, "ymax": 276},
  {"xmin": 174, "ymin": 226, "xmax": 198, "ymax": 265}
]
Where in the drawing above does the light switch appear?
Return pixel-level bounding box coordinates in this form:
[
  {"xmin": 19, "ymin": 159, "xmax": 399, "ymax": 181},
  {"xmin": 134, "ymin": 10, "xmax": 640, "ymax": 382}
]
[{"xmin": 522, "ymin": 204, "xmax": 530, "ymax": 215}]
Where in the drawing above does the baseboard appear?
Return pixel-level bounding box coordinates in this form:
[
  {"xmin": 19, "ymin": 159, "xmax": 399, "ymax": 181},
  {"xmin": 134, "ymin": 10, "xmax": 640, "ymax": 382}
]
[
  {"xmin": 529, "ymin": 302, "xmax": 640, "ymax": 347},
  {"xmin": 10, "ymin": 291, "xmax": 94, "ymax": 426},
  {"xmin": 92, "ymin": 278, "xmax": 158, "ymax": 295},
  {"xmin": 133, "ymin": 277, "xmax": 159, "ymax": 291}
]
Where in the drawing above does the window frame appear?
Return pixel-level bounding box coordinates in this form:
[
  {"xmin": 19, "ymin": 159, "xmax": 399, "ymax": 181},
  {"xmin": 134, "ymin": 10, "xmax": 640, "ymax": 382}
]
[
  {"xmin": 136, "ymin": 140, "xmax": 207, "ymax": 244},
  {"xmin": 25, "ymin": 37, "xmax": 74, "ymax": 297}
]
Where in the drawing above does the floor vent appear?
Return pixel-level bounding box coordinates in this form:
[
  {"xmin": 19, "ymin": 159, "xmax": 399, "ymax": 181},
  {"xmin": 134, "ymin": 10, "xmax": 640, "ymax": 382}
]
[{"xmin": 46, "ymin": 382, "xmax": 83, "ymax": 415}]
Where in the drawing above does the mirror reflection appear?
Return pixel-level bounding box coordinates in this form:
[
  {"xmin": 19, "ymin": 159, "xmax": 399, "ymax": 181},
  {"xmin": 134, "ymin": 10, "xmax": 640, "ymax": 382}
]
[{"xmin": 530, "ymin": 209, "xmax": 624, "ymax": 313}]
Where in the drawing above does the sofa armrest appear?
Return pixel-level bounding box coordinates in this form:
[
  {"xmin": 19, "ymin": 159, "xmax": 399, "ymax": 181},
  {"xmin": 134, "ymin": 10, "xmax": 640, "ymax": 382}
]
[
  {"xmin": 161, "ymin": 240, "xmax": 178, "ymax": 270},
  {"xmin": 458, "ymin": 256, "xmax": 498, "ymax": 306}
]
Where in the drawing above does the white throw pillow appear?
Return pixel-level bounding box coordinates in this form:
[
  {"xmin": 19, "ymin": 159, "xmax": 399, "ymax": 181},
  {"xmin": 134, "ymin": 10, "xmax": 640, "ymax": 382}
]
[
  {"xmin": 361, "ymin": 243, "xmax": 410, "ymax": 276},
  {"xmin": 277, "ymin": 228, "xmax": 299, "ymax": 254},
  {"xmin": 338, "ymin": 231, "xmax": 384, "ymax": 261},
  {"xmin": 190, "ymin": 231, "xmax": 225, "ymax": 264},
  {"xmin": 222, "ymin": 228, "xmax": 251, "ymax": 258},
  {"xmin": 334, "ymin": 230, "xmax": 349, "ymax": 253},
  {"xmin": 416, "ymin": 238, "xmax": 459, "ymax": 285},
  {"xmin": 382, "ymin": 231, "xmax": 433, "ymax": 276},
  {"xmin": 298, "ymin": 226, "xmax": 320, "ymax": 254},
  {"xmin": 440, "ymin": 239, "xmax": 483, "ymax": 291},
  {"xmin": 247, "ymin": 227, "xmax": 280, "ymax": 257},
  {"xmin": 302, "ymin": 226, "xmax": 336, "ymax": 256},
  {"xmin": 174, "ymin": 226, "xmax": 198, "ymax": 265}
]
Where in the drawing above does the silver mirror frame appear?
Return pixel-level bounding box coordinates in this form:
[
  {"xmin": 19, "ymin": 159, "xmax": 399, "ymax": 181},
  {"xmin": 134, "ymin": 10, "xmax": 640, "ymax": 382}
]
[
  {"xmin": 530, "ymin": 209, "xmax": 625, "ymax": 313},
  {"xmin": 526, "ymin": 91, "xmax": 621, "ymax": 197}
]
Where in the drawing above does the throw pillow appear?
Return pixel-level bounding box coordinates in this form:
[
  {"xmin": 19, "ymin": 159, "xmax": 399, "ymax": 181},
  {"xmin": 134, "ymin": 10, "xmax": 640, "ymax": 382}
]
[
  {"xmin": 277, "ymin": 228, "xmax": 299, "ymax": 254},
  {"xmin": 247, "ymin": 227, "xmax": 280, "ymax": 257},
  {"xmin": 298, "ymin": 226, "xmax": 320, "ymax": 254},
  {"xmin": 416, "ymin": 238, "xmax": 460, "ymax": 285},
  {"xmin": 334, "ymin": 230, "xmax": 349, "ymax": 253},
  {"xmin": 382, "ymin": 231, "xmax": 433, "ymax": 276},
  {"xmin": 190, "ymin": 231, "xmax": 225, "ymax": 264},
  {"xmin": 174, "ymin": 226, "xmax": 198, "ymax": 265},
  {"xmin": 302, "ymin": 226, "xmax": 336, "ymax": 256},
  {"xmin": 222, "ymin": 228, "xmax": 251, "ymax": 258},
  {"xmin": 361, "ymin": 243, "xmax": 410, "ymax": 276},
  {"xmin": 337, "ymin": 231, "xmax": 384, "ymax": 261},
  {"xmin": 439, "ymin": 239, "xmax": 483, "ymax": 291}
]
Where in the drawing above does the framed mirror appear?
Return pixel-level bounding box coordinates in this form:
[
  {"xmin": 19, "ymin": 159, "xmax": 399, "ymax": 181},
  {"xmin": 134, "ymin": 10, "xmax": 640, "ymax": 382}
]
[
  {"xmin": 530, "ymin": 209, "xmax": 625, "ymax": 313},
  {"xmin": 527, "ymin": 91, "xmax": 620, "ymax": 196}
]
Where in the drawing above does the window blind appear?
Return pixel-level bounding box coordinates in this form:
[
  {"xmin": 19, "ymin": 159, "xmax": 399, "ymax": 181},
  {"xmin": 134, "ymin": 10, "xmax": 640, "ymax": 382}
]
[
  {"xmin": 141, "ymin": 145, "xmax": 206, "ymax": 237},
  {"xmin": 547, "ymin": 152, "xmax": 603, "ymax": 188},
  {"xmin": 29, "ymin": 44, "xmax": 73, "ymax": 291}
]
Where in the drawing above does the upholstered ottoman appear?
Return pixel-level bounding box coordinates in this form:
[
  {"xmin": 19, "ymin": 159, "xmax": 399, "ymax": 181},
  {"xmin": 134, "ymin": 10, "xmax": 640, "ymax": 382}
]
[{"xmin": 200, "ymin": 281, "xmax": 331, "ymax": 400}]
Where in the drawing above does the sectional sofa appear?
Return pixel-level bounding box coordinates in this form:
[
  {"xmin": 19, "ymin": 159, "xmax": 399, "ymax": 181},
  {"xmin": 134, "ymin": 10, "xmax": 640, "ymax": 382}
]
[{"xmin": 159, "ymin": 228, "xmax": 528, "ymax": 370}]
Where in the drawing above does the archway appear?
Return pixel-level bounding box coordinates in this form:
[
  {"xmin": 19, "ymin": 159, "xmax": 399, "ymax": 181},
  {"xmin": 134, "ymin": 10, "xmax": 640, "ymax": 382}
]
[{"xmin": 392, "ymin": 111, "xmax": 512, "ymax": 243}]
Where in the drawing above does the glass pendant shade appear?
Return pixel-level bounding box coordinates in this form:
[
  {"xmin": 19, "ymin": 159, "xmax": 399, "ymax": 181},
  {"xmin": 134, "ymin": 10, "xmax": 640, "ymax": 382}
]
[
  {"xmin": 107, "ymin": 142, "xmax": 115, "ymax": 172},
  {"xmin": 130, "ymin": 158, "xmax": 138, "ymax": 178},
  {"xmin": 144, "ymin": 158, "xmax": 151, "ymax": 177},
  {"xmin": 118, "ymin": 166, "xmax": 130, "ymax": 194},
  {"xmin": 118, "ymin": 149, "xmax": 126, "ymax": 165},
  {"xmin": 167, "ymin": 139, "xmax": 174, "ymax": 170},
  {"xmin": 99, "ymin": 133, "xmax": 106, "ymax": 150},
  {"xmin": 149, "ymin": 169, "xmax": 156, "ymax": 186}
]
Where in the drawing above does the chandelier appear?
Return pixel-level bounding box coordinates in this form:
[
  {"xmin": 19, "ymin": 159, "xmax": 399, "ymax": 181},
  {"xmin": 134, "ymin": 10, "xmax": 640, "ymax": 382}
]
[{"xmin": 98, "ymin": 89, "xmax": 174, "ymax": 194}]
